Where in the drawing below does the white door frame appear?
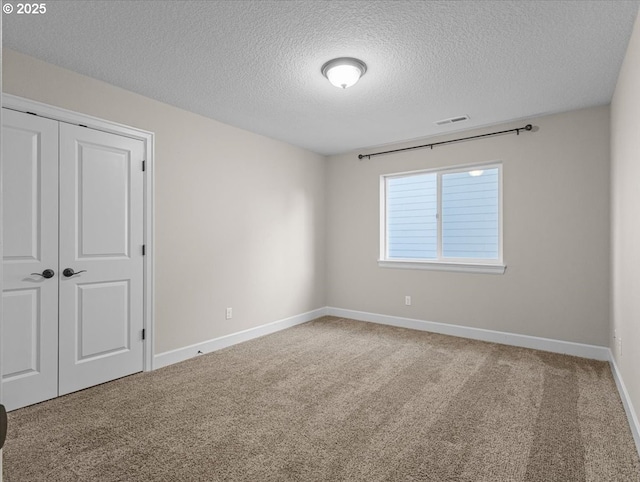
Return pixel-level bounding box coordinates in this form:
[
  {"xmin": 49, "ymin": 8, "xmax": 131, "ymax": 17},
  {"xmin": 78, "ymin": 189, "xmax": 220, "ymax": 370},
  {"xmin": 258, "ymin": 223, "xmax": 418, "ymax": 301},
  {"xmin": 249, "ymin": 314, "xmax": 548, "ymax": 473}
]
[
  {"xmin": 1, "ymin": 93, "xmax": 155, "ymax": 373},
  {"xmin": 0, "ymin": 94, "xmax": 4, "ymax": 482}
]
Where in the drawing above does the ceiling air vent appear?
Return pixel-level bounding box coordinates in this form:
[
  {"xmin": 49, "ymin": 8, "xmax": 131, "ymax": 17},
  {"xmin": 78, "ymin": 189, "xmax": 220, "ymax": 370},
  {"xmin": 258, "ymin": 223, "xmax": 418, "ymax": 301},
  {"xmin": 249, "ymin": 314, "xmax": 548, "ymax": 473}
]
[{"xmin": 435, "ymin": 115, "xmax": 469, "ymax": 126}]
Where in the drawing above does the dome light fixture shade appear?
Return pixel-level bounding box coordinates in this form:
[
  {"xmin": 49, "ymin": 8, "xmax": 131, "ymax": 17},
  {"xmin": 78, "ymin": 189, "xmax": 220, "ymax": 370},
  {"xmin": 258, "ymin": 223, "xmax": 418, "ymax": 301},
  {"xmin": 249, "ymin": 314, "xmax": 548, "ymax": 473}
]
[{"xmin": 321, "ymin": 57, "xmax": 367, "ymax": 89}]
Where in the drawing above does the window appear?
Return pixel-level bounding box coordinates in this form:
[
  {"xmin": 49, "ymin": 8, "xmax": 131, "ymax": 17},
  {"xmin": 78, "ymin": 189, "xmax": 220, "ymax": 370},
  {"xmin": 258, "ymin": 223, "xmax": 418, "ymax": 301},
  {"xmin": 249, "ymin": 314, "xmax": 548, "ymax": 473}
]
[{"xmin": 379, "ymin": 163, "xmax": 504, "ymax": 274}]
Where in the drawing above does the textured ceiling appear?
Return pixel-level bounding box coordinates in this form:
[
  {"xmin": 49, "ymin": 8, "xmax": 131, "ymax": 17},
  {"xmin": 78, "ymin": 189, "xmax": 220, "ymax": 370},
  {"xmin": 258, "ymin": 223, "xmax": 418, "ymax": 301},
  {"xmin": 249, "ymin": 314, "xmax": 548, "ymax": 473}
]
[{"xmin": 3, "ymin": 1, "xmax": 639, "ymax": 155}]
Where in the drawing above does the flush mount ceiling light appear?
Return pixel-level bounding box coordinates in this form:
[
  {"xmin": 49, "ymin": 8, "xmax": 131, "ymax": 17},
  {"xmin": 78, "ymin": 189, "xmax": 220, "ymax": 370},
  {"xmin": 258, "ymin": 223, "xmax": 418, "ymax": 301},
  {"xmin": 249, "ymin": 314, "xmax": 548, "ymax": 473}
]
[{"xmin": 321, "ymin": 57, "xmax": 367, "ymax": 89}]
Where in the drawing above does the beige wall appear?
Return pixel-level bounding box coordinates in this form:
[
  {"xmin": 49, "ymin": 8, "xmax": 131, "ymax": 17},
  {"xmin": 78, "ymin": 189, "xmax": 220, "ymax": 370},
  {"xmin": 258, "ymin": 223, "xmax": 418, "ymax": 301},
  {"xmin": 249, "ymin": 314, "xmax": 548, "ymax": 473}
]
[
  {"xmin": 0, "ymin": 47, "xmax": 619, "ymax": 356},
  {"xmin": 2, "ymin": 48, "xmax": 327, "ymax": 354},
  {"xmin": 611, "ymin": 12, "xmax": 640, "ymax": 429},
  {"xmin": 327, "ymin": 106, "xmax": 610, "ymax": 346}
]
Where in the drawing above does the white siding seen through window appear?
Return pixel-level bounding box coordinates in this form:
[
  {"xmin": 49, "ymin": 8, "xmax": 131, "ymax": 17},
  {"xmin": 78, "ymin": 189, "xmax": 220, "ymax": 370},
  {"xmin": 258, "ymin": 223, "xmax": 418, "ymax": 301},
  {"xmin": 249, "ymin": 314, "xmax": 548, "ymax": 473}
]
[
  {"xmin": 387, "ymin": 173, "xmax": 437, "ymax": 259},
  {"xmin": 441, "ymin": 168, "xmax": 499, "ymax": 259}
]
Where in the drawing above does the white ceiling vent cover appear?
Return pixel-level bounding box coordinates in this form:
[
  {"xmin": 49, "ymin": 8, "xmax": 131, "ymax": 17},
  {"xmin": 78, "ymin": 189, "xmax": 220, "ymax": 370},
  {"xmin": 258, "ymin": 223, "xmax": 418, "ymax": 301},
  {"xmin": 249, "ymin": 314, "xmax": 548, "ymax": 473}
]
[{"xmin": 435, "ymin": 115, "xmax": 470, "ymax": 126}]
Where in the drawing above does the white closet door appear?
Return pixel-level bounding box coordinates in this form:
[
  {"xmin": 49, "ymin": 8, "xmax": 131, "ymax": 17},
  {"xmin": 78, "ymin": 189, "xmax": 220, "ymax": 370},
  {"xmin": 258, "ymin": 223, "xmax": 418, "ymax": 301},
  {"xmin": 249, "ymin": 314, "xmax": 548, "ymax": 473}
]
[
  {"xmin": 1, "ymin": 109, "xmax": 59, "ymax": 411},
  {"xmin": 58, "ymin": 124, "xmax": 144, "ymax": 396}
]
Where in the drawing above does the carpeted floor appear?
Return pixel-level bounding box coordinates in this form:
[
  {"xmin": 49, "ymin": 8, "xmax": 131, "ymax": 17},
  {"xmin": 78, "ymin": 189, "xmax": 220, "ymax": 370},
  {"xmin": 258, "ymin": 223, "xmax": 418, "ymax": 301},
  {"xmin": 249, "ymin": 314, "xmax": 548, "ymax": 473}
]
[{"xmin": 3, "ymin": 316, "xmax": 639, "ymax": 481}]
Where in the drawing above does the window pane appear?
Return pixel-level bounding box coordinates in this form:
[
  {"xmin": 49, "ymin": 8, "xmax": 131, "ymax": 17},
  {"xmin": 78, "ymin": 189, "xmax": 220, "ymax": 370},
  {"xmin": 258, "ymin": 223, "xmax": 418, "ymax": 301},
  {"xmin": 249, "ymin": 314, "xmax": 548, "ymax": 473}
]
[
  {"xmin": 387, "ymin": 173, "xmax": 437, "ymax": 259},
  {"xmin": 441, "ymin": 168, "xmax": 499, "ymax": 259}
]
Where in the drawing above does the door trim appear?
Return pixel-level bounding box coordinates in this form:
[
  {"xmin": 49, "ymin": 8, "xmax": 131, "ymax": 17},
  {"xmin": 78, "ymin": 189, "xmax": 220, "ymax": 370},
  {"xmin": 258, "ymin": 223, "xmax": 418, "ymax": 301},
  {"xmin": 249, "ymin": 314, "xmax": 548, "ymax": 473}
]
[{"xmin": 2, "ymin": 93, "xmax": 156, "ymax": 372}]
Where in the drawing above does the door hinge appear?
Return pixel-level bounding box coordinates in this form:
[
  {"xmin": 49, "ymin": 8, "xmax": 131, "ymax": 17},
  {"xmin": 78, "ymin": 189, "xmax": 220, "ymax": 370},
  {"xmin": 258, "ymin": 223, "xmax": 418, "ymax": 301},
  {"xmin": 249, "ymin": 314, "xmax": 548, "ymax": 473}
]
[
  {"xmin": 142, "ymin": 244, "xmax": 146, "ymax": 256},
  {"xmin": 142, "ymin": 160, "xmax": 146, "ymax": 172},
  {"xmin": 142, "ymin": 328, "xmax": 146, "ymax": 340}
]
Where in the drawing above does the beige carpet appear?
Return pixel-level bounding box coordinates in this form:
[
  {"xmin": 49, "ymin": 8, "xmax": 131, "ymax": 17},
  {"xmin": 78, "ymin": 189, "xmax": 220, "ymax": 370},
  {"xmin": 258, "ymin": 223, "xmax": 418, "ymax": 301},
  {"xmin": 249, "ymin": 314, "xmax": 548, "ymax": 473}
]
[{"xmin": 3, "ymin": 316, "xmax": 639, "ymax": 481}]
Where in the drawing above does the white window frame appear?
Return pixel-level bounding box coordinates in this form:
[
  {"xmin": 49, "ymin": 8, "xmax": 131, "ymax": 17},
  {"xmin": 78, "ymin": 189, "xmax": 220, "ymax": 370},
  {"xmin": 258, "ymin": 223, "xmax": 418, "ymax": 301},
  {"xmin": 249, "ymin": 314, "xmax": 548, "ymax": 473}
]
[{"xmin": 379, "ymin": 162, "xmax": 505, "ymax": 274}]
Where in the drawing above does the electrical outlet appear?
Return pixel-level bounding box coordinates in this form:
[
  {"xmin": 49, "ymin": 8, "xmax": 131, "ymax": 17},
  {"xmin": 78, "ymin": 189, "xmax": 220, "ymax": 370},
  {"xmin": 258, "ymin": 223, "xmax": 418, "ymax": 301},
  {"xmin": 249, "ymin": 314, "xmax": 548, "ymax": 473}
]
[
  {"xmin": 225, "ymin": 307, "xmax": 232, "ymax": 320},
  {"xmin": 405, "ymin": 296, "xmax": 411, "ymax": 306}
]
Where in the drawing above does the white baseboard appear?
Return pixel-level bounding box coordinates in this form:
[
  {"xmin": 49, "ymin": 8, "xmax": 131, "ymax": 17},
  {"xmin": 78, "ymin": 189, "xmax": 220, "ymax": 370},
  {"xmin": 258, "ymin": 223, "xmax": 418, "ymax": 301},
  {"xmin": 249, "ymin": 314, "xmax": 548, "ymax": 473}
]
[
  {"xmin": 326, "ymin": 307, "xmax": 610, "ymax": 361},
  {"xmin": 608, "ymin": 351, "xmax": 640, "ymax": 456},
  {"xmin": 153, "ymin": 307, "xmax": 328, "ymax": 369}
]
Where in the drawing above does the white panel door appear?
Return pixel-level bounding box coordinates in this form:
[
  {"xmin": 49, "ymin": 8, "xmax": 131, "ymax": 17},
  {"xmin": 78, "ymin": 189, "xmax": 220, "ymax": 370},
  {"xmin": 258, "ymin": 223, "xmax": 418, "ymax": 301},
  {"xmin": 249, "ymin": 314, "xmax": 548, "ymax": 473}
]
[
  {"xmin": 1, "ymin": 109, "xmax": 59, "ymax": 411},
  {"xmin": 58, "ymin": 123, "xmax": 144, "ymax": 395}
]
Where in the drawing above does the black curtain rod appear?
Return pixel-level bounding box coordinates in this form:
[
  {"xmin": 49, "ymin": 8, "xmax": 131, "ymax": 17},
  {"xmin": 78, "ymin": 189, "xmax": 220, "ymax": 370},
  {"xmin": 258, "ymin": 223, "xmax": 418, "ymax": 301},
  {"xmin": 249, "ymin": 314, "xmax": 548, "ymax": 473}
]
[{"xmin": 358, "ymin": 124, "xmax": 533, "ymax": 160}]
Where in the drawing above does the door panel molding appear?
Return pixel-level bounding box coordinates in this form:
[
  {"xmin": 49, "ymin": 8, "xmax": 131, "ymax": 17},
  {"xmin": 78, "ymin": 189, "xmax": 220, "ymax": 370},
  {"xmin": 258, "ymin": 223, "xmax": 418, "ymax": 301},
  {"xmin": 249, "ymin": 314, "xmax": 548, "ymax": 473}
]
[
  {"xmin": 2, "ymin": 124, "xmax": 44, "ymax": 262},
  {"xmin": 2, "ymin": 288, "xmax": 42, "ymax": 379},
  {"xmin": 76, "ymin": 142, "xmax": 131, "ymax": 259},
  {"xmin": 76, "ymin": 281, "xmax": 131, "ymax": 360},
  {"xmin": 2, "ymin": 93, "xmax": 155, "ymax": 379}
]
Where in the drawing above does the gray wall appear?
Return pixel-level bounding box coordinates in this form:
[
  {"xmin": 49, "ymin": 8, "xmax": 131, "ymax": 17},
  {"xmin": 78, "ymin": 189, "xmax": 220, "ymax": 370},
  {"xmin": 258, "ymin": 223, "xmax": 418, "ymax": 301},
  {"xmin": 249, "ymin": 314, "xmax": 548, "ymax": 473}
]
[
  {"xmin": 611, "ymin": 11, "xmax": 640, "ymax": 432},
  {"xmin": 2, "ymin": 48, "xmax": 327, "ymax": 354},
  {"xmin": 327, "ymin": 106, "xmax": 610, "ymax": 346}
]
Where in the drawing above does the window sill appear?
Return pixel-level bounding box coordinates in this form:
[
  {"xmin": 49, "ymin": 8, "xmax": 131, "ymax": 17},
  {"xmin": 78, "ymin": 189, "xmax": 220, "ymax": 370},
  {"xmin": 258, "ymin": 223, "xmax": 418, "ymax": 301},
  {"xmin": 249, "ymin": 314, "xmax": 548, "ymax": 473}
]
[{"xmin": 378, "ymin": 260, "xmax": 506, "ymax": 274}]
